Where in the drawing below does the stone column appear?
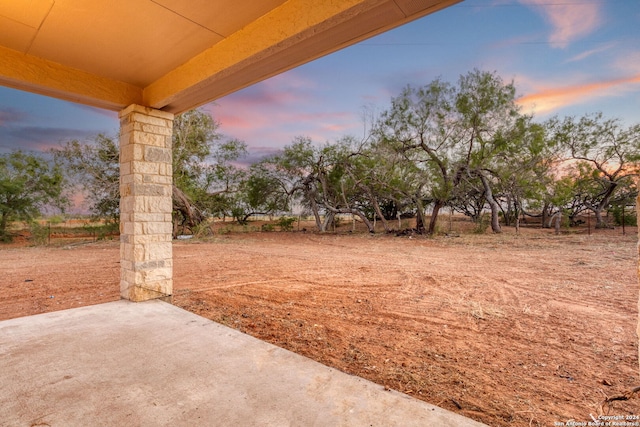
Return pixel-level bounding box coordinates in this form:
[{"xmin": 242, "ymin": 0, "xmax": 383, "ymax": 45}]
[{"xmin": 119, "ymin": 105, "xmax": 174, "ymax": 302}]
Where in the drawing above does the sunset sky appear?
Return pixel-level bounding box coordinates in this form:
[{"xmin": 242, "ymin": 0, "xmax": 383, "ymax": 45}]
[{"xmin": 1, "ymin": 0, "xmax": 638, "ymax": 160}]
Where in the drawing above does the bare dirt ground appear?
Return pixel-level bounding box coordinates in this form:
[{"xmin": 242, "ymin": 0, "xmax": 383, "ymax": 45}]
[{"xmin": 1, "ymin": 226, "xmax": 639, "ymax": 426}]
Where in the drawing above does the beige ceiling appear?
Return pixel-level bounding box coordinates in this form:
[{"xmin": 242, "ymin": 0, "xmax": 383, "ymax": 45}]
[{"xmin": 0, "ymin": 0, "xmax": 460, "ymax": 114}]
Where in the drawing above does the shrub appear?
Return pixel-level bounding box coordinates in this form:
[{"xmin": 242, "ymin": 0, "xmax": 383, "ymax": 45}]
[
  {"xmin": 48, "ymin": 215, "xmax": 65, "ymax": 225},
  {"xmin": 28, "ymin": 222, "xmax": 49, "ymax": 245},
  {"xmin": 473, "ymin": 214, "xmax": 490, "ymax": 234},
  {"xmin": 218, "ymin": 226, "xmax": 233, "ymax": 235},
  {"xmin": 82, "ymin": 221, "xmax": 119, "ymax": 240},
  {"xmin": 277, "ymin": 216, "xmax": 296, "ymax": 231},
  {"xmin": 611, "ymin": 206, "xmax": 637, "ymax": 226}
]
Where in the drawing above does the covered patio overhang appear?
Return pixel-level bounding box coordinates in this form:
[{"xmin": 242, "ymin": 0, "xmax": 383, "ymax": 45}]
[{"xmin": 0, "ymin": 0, "xmax": 461, "ymax": 301}]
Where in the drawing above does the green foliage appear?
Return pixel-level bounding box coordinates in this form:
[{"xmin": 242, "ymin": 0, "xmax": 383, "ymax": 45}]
[
  {"xmin": 218, "ymin": 225, "xmax": 233, "ymax": 235},
  {"xmin": 610, "ymin": 206, "xmax": 637, "ymax": 226},
  {"xmin": 231, "ymin": 207, "xmax": 248, "ymax": 224},
  {"xmin": 277, "ymin": 216, "xmax": 296, "ymax": 231},
  {"xmin": 53, "ymin": 109, "xmax": 247, "ymax": 232},
  {"xmin": 473, "ymin": 213, "xmax": 491, "ymax": 234},
  {"xmin": 377, "ymin": 69, "xmax": 533, "ymax": 234},
  {"xmin": 172, "ymin": 109, "xmax": 221, "ymax": 195},
  {"xmin": 549, "ymin": 113, "xmax": 640, "ymax": 228},
  {"xmin": 38, "ymin": 71, "xmax": 640, "ymax": 240},
  {"xmin": 82, "ymin": 221, "xmax": 119, "ymax": 240},
  {"xmin": 28, "ymin": 221, "xmax": 49, "ymax": 245},
  {"xmin": 191, "ymin": 221, "xmax": 214, "ymax": 238},
  {"xmin": 48, "ymin": 214, "xmax": 65, "ymax": 225},
  {"xmin": 0, "ymin": 151, "xmax": 67, "ymax": 242},
  {"xmin": 52, "ymin": 134, "xmax": 119, "ymax": 223},
  {"xmin": 172, "ymin": 109, "xmax": 248, "ymax": 223},
  {"xmin": 261, "ymin": 223, "xmax": 275, "ymax": 232}
]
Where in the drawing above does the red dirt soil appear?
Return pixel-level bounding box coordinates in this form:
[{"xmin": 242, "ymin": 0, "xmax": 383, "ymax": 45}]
[{"xmin": 1, "ymin": 227, "xmax": 639, "ymax": 426}]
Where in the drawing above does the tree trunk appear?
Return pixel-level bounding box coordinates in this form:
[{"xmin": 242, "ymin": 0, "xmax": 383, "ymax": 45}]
[
  {"xmin": 503, "ymin": 194, "xmax": 512, "ymax": 227},
  {"xmin": 351, "ymin": 210, "xmax": 375, "ymax": 233},
  {"xmin": 172, "ymin": 185, "xmax": 204, "ymax": 235},
  {"xmin": 478, "ymin": 172, "xmax": 501, "ymax": 233},
  {"xmin": 594, "ymin": 207, "xmax": 607, "ymax": 229},
  {"xmin": 427, "ymin": 199, "xmax": 443, "ymax": 235},
  {"xmin": 0, "ymin": 212, "xmax": 8, "ymax": 240},
  {"xmin": 308, "ymin": 194, "xmax": 323, "ymax": 231},
  {"xmin": 322, "ymin": 211, "xmax": 334, "ymax": 232},
  {"xmin": 353, "ymin": 179, "xmax": 390, "ymax": 232},
  {"xmin": 415, "ymin": 199, "xmax": 426, "ymax": 234},
  {"xmin": 370, "ymin": 196, "xmax": 389, "ymax": 232},
  {"xmin": 323, "ymin": 202, "xmax": 375, "ymax": 234},
  {"xmin": 541, "ymin": 202, "xmax": 549, "ymax": 228},
  {"xmin": 595, "ymin": 182, "xmax": 618, "ymax": 228}
]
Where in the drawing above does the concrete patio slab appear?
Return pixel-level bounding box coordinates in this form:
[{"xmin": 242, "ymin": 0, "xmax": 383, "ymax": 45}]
[{"xmin": 0, "ymin": 300, "xmax": 486, "ymax": 426}]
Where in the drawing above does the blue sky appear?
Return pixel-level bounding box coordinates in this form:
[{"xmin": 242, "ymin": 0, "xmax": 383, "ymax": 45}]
[{"xmin": 1, "ymin": 0, "xmax": 638, "ymax": 158}]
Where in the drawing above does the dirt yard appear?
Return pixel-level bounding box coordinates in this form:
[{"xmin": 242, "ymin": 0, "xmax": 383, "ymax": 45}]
[{"xmin": 1, "ymin": 227, "xmax": 639, "ymax": 426}]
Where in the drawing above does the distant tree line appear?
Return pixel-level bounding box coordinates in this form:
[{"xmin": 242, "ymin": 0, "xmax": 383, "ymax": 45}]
[
  {"xmin": 1, "ymin": 69, "xmax": 638, "ymax": 241},
  {"xmin": 247, "ymin": 69, "xmax": 639, "ymax": 234}
]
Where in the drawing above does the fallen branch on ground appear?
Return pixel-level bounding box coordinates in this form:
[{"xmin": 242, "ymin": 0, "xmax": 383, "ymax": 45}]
[{"xmin": 599, "ymin": 386, "xmax": 640, "ymax": 414}]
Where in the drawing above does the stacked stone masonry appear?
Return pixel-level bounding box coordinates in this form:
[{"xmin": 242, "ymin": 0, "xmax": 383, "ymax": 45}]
[{"xmin": 119, "ymin": 105, "xmax": 174, "ymax": 302}]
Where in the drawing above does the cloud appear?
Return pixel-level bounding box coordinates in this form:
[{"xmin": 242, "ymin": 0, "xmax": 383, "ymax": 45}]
[
  {"xmin": 238, "ymin": 146, "xmax": 284, "ymax": 166},
  {"xmin": 614, "ymin": 51, "xmax": 640, "ymax": 75},
  {"xmin": 519, "ymin": 0, "xmax": 602, "ymax": 48},
  {"xmin": 0, "ymin": 107, "xmax": 28, "ymax": 126},
  {"xmin": 566, "ymin": 42, "xmax": 617, "ymax": 63},
  {"xmin": 0, "ymin": 126, "xmax": 102, "ymax": 153},
  {"xmin": 516, "ymin": 73, "xmax": 640, "ymax": 115},
  {"xmin": 205, "ymin": 71, "xmax": 362, "ymax": 153},
  {"xmin": 201, "ymin": 71, "xmax": 321, "ymax": 138}
]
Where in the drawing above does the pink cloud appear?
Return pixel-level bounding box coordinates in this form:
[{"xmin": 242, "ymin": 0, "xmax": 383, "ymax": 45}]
[
  {"xmin": 566, "ymin": 42, "xmax": 616, "ymax": 63},
  {"xmin": 519, "ymin": 0, "xmax": 602, "ymax": 48},
  {"xmin": 0, "ymin": 107, "xmax": 27, "ymax": 126},
  {"xmin": 204, "ymin": 71, "xmax": 362, "ymax": 154},
  {"xmin": 517, "ymin": 73, "xmax": 640, "ymax": 115},
  {"xmin": 614, "ymin": 51, "xmax": 640, "ymax": 75}
]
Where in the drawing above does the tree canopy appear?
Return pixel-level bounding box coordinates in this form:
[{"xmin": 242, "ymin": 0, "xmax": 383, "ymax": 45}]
[
  {"xmin": 0, "ymin": 151, "xmax": 66, "ymax": 241},
  {"xmin": 13, "ymin": 69, "xmax": 638, "ymax": 239},
  {"xmin": 52, "ymin": 109, "xmax": 248, "ymax": 235}
]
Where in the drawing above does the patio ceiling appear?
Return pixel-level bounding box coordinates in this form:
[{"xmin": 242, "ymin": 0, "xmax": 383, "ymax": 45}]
[{"xmin": 0, "ymin": 0, "xmax": 460, "ymax": 114}]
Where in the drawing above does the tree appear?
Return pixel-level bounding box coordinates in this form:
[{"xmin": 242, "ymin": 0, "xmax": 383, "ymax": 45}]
[
  {"xmin": 171, "ymin": 110, "xmax": 250, "ymax": 232},
  {"xmin": 233, "ymin": 162, "xmax": 291, "ymax": 223},
  {"xmin": 450, "ymin": 69, "xmax": 523, "ymax": 234},
  {"xmin": 377, "ymin": 70, "xmax": 525, "ymax": 234},
  {"xmin": 494, "ymin": 118, "xmax": 558, "ymax": 230},
  {"xmin": 256, "ymin": 136, "xmax": 380, "ymax": 233},
  {"xmin": 53, "ymin": 134, "xmax": 120, "ymax": 222},
  {"xmin": 172, "ymin": 109, "xmax": 222, "ymax": 196},
  {"xmin": 313, "ymin": 138, "xmax": 376, "ymax": 233},
  {"xmin": 0, "ymin": 151, "xmax": 66, "ymax": 241},
  {"xmin": 377, "ymin": 79, "xmax": 455, "ymax": 234},
  {"xmin": 551, "ymin": 113, "xmax": 640, "ymax": 228},
  {"xmin": 258, "ymin": 137, "xmax": 342, "ymax": 232},
  {"xmin": 54, "ymin": 109, "xmax": 246, "ymax": 234}
]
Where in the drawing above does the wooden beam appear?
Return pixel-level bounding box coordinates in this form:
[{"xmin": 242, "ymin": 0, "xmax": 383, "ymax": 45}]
[
  {"xmin": 0, "ymin": 46, "xmax": 142, "ymax": 111},
  {"xmin": 143, "ymin": 0, "xmax": 375, "ymax": 111},
  {"xmin": 144, "ymin": 0, "xmax": 460, "ymax": 114}
]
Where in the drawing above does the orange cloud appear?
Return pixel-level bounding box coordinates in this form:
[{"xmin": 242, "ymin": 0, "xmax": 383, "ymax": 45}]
[
  {"xmin": 519, "ymin": 0, "xmax": 602, "ymax": 48},
  {"xmin": 517, "ymin": 74, "xmax": 640, "ymax": 115}
]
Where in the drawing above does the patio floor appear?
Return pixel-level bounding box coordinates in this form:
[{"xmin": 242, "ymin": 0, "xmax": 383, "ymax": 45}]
[{"xmin": 0, "ymin": 300, "xmax": 486, "ymax": 426}]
